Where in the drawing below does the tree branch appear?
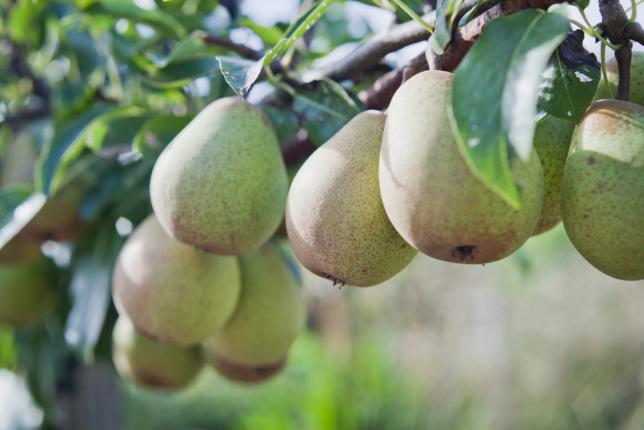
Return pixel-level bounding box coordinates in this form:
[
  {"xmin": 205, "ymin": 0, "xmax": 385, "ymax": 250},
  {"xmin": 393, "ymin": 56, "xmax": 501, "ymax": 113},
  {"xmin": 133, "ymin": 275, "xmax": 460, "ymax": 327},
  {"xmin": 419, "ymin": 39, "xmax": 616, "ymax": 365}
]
[
  {"xmin": 197, "ymin": 33, "xmax": 263, "ymax": 60},
  {"xmin": 305, "ymin": 14, "xmax": 435, "ymax": 82},
  {"xmin": 358, "ymin": 51, "xmax": 428, "ymax": 110},
  {"xmin": 624, "ymin": 22, "xmax": 644, "ymax": 46},
  {"xmin": 427, "ymin": 0, "xmax": 569, "ymax": 71},
  {"xmin": 598, "ymin": 0, "xmax": 632, "ymax": 100}
]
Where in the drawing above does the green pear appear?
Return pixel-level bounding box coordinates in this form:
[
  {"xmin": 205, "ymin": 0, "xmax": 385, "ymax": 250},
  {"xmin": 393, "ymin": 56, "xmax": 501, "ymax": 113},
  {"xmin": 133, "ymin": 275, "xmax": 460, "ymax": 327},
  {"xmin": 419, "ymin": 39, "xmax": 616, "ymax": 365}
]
[
  {"xmin": 203, "ymin": 243, "xmax": 305, "ymax": 381},
  {"xmin": 150, "ymin": 97, "xmax": 288, "ymax": 255},
  {"xmin": 0, "ymin": 255, "xmax": 57, "ymax": 328},
  {"xmin": 379, "ymin": 70, "xmax": 544, "ymax": 264},
  {"xmin": 286, "ymin": 111, "xmax": 416, "ymax": 287},
  {"xmin": 532, "ymin": 115, "xmax": 575, "ymax": 234},
  {"xmin": 112, "ymin": 316, "xmax": 203, "ymax": 391},
  {"xmin": 595, "ymin": 53, "xmax": 644, "ymax": 105},
  {"xmin": 561, "ymin": 99, "xmax": 644, "ymax": 280},
  {"xmin": 112, "ymin": 214, "xmax": 241, "ymax": 346}
]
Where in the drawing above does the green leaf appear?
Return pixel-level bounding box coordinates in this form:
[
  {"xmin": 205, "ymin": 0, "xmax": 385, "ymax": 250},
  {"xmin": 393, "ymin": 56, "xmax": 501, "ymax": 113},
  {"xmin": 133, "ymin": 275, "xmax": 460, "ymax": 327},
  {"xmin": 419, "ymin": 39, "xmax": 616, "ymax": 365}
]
[
  {"xmin": 0, "ymin": 191, "xmax": 46, "ymax": 250},
  {"xmin": 82, "ymin": 107, "xmax": 149, "ymax": 152},
  {"xmin": 132, "ymin": 114, "xmax": 194, "ymax": 157},
  {"xmin": 451, "ymin": 10, "xmax": 569, "ymax": 207},
  {"xmin": 0, "ymin": 327, "xmax": 16, "ymax": 369},
  {"xmin": 216, "ymin": 56, "xmax": 265, "ymax": 97},
  {"xmin": 65, "ymin": 220, "xmax": 123, "ymax": 362},
  {"xmin": 264, "ymin": 106, "xmax": 301, "ymax": 143},
  {"xmin": 85, "ymin": 0, "xmax": 187, "ymax": 38},
  {"xmin": 242, "ymin": 18, "xmax": 283, "ymax": 46},
  {"xmin": 144, "ymin": 57, "xmax": 218, "ymax": 89},
  {"xmin": 37, "ymin": 104, "xmax": 111, "ymax": 194},
  {"xmin": 292, "ymin": 79, "xmax": 362, "ymax": 146},
  {"xmin": 431, "ymin": 0, "xmax": 457, "ymax": 55},
  {"xmin": 538, "ymin": 31, "xmax": 600, "ymax": 123},
  {"xmin": 218, "ymin": 0, "xmax": 334, "ymax": 96}
]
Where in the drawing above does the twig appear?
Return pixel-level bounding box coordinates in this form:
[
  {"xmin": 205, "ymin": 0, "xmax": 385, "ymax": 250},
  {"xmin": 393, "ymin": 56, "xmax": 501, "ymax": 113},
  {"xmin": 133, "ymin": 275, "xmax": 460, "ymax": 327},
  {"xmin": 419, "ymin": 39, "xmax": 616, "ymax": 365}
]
[
  {"xmin": 281, "ymin": 129, "xmax": 316, "ymax": 165},
  {"xmin": 305, "ymin": 14, "xmax": 435, "ymax": 82},
  {"xmin": 359, "ymin": 51, "xmax": 429, "ymax": 110},
  {"xmin": 427, "ymin": 0, "xmax": 569, "ymax": 71},
  {"xmin": 598, "ymin": 0, "xmax": 632, "ymax": 100},
  {"xmin": 197, "ymin": 33, "xmax": 263, "ymax": 60},
  {"xmin": 624, "ymin": 22, "xmax": 644, "ymax": 45}
]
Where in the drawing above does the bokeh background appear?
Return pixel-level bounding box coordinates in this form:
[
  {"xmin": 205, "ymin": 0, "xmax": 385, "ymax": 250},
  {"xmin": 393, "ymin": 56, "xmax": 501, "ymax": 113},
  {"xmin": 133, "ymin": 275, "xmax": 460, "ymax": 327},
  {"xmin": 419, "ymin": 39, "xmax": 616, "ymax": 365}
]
[{"xmin": 1, "ymin": 1, "xmax": 643, "ymax": 429}]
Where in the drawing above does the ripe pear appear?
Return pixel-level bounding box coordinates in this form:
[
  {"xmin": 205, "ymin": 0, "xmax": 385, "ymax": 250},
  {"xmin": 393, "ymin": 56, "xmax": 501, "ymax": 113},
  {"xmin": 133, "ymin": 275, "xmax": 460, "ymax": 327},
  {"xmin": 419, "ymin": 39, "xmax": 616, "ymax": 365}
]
[
  {"xmin": 112, "ymin": 316, "xmax": 203, "ymax": 391},
  {"xmin": 561, "ymin": 99, "xmax": 644, "ymax": 280},
  {"xmin": 532, "ymin": 115, "xmax": 575, "ymax": 234},
  {"xmin": 595, "ymin": 53, "xmax": 644, "ymax": 105},
  {"xmin": 112, "ymin": 214, "xmax": 241, "ymax": 346},
  {"xmin": 150, "ymin": 97, "xmax": 288, "ymax": 255},
  {"xmin": 379, "ymin": 70, "xmax": 544, "ymax": 263},
  {"xmin": 203, "ymin": 243, "xmax": 305, "ymax": 383},
  {"xmin": 286, "ymin": 111, "xmax": 416, "ymax": 286},
  {"xmin": 0, "ymin": 255, "xmax": 57, "ymax": 328}
]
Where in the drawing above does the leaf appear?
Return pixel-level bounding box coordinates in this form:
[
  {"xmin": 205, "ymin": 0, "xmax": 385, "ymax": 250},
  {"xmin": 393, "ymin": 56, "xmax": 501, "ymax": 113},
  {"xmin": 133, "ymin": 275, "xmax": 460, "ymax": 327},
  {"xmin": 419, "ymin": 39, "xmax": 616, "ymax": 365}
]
[
  {"xmin": 431, "ymin": 0, "xmax": 458, "ymax": 55},
  {"xmin": 217, "ymin": 0, "xmax": 334, "ymax": 96},
  {"xmin": 82, "ymin": 107, "xmax": 149, "ymax": 152},
  {"xmin": 538, "ymin": 30, "xmax": 600, "ymax": 123},
  {"xmin": 65, "ymin": 220, "xmax": 123, "ymax": 362},
  {"xmin": 85, "ymin": 0, "xmax": 186, "ymax": 38},
  {"xmin": 132, "ymin": 114, "xmax": 194, "ymax": 157},
  {"xmin": 264, "ymin": 106, "xmax": 301, "ymax": 143},
  {"xmin": 144, "ymin": 57, "xmax": 218, "ymax": 89},
  {"xmin": 450, "ymin": 10, "xmax": 569, "ymax": 207},
  {"xmin": 292, "ymin": 79, "xmax": 362, "ymax": 146},
  {"xmin": 242, "ymin": 18, "xmax": 283, "ymax": 46},
  {"xmin": 216, "ymin": 56, "xmax": 265, "ymax": 97},
  {"xmin": 0, "ymin": 192, "xmax": 47, "ymax": 250},
  {"xmin": 37, "ymin": 104, "xmax": 112, "ymax": 194}
]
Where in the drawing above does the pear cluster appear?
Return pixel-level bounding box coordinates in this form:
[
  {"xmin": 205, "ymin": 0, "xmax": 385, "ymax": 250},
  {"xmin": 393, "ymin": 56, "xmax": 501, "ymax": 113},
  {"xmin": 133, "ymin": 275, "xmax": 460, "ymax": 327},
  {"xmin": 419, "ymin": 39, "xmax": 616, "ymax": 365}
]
[
  {"xmin": 112, "ymin": 97, "xmax": 305, "ymax": 390},
  {"xmin": 287, "ymin": 70, "xmax": 643, "ymax": 283}
]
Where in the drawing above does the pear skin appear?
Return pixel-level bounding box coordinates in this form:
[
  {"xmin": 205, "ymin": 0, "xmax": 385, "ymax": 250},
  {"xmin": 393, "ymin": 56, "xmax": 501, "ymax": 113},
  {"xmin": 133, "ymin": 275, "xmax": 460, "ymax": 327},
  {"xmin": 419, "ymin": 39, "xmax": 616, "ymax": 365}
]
[
  {"xmin": 112, "ymin": 215, "xmax": 241, "ymax": 346},
  {"xmin": 561, "ymin": 99, "xmax": 644, "ymax": 280},
  {"xmin": 150, "ymin": 97, "xmax": 288, "ymax": 255},
  {"xmin": 379, "ymin": 70, "xmax": 544, "ymax": 264},
  {"xmin": 211, "ymin": 355, "xmax": 285, "ymax": 384},
  {"xmin": 203, "ymin": 244, "xmax": 304, "ymax": 371},
  {"xmin": 112, "ymin": 316, "xmax": 203, "ymax": 391},
  {"xmin": 532, "ymin": 115, "xmax": 574, "ymax": 234},
  {"xmin": 286, "ymin": 111, "xmax": 416, "ymax": 287}
]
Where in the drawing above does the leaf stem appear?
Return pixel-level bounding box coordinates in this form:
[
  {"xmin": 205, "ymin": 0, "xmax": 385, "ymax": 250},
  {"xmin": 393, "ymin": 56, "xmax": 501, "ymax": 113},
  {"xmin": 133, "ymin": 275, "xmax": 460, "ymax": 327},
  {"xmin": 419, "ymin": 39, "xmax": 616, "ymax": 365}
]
[
  {"xmin": 390, "ymin": 0, "xmax": 435, "ymax": 33},
  {"xmin": 600, "ymin": 42, "xmax": 615, "ymax": 98},
  {"xmin": 576, "ymin": 5, "xmax": 621, "ymax": 50}
]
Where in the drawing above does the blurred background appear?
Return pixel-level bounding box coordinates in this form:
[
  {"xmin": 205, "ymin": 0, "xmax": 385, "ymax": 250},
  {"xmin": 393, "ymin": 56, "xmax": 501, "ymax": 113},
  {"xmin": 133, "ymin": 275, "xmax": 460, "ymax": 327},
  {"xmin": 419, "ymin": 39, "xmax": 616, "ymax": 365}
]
[{"xmin": 1, "ymin": 0, "xmax": 643, "ymax": 429}]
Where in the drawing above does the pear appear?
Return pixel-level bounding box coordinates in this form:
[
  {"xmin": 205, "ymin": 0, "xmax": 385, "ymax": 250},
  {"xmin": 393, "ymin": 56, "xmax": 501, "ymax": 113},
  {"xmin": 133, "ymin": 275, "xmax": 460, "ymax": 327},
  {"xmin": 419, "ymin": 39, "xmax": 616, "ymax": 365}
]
[
  {"xmin": 112, "ymin": 214, "xmax": 241, "ymax": 346},
  {"xmin": 150, "ymin": 97, "xmax": 288, "ymax": 255},
  {"xmin": 0, "ymin": 255, "xmax": 57, "ymax": 328},
  {"xmin": 595, "ymin": 53, "xmax": 644, "ymax": 105},
  {"xmin": 203, "ymin": 243, "xmax": 305, "ymax": 383},
  {"xmin": 532, "ymin": 115, "xmax": 575, "ymax": 234},
  {"xmin": 286, "ymin": 111, "xmax": 416, "ymax": 287},
  {"xmin": 112, "ymin": 316, "xmax": 203, "ymax": 391},
  {"xmin": 379, "ymin": 70, "xmax": 544, "ymax": 264},
  {"xmin": 561, "ymin": 99, "xmax": 644, "ymax": 280}
]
